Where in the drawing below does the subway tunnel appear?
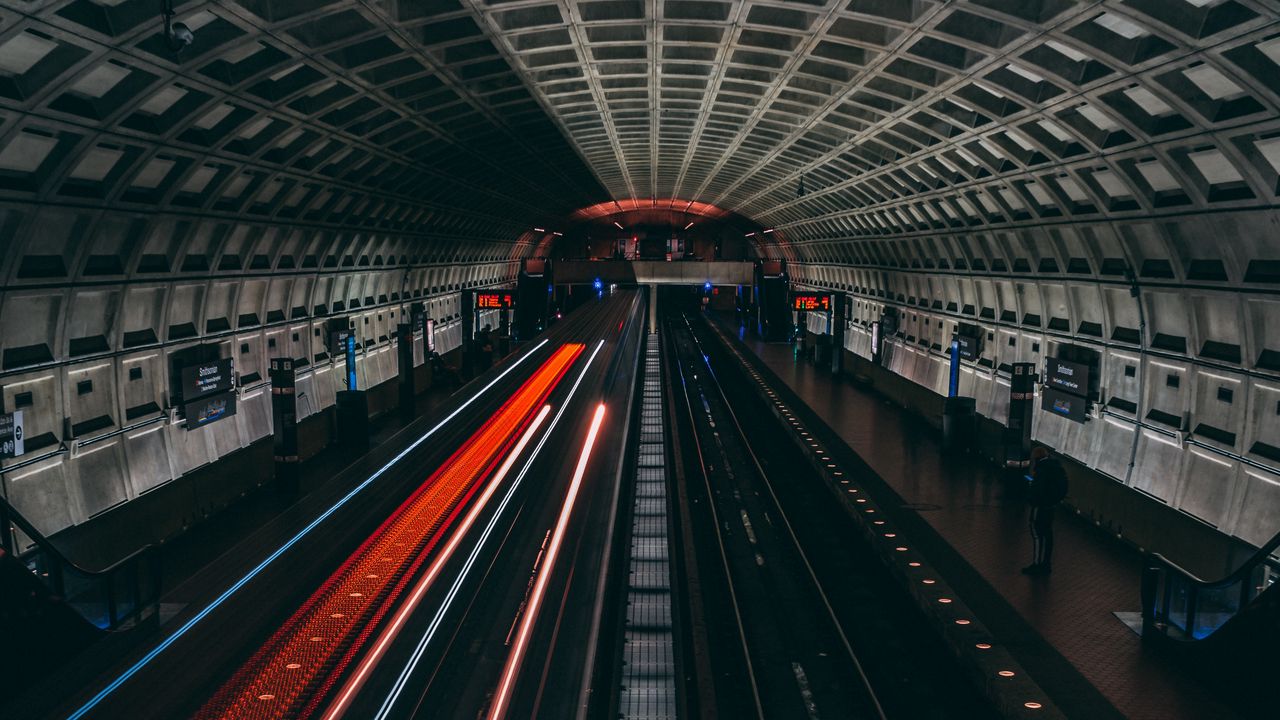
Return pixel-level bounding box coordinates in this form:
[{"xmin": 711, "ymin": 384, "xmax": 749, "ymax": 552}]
[{"xmin": 2, "ymin": 1, "xmax": 1280, "ymax": 719}]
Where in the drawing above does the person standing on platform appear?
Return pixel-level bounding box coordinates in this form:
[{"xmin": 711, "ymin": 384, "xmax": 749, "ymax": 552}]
[
  {"xmin": 1023, "ymin": 446, "xmax": 1068, "ymax": 576},
  {"xmin": 478, "ymin": 325, "xmax": 495, "ymax": 372}
]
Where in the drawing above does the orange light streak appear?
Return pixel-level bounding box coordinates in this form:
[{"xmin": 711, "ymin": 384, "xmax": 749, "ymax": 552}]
[
  {"xmin": 196, "ymin": 344, "xmax": 583, "ymax": 720},
  {"xmin": 320, "ymin": 404, "xmax": 553, "ymax": 720},
  {"xmin": 488, "ymin": 403, "xmax": 607, "ymax": 720}
]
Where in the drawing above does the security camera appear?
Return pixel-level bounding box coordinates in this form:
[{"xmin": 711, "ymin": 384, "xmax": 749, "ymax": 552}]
[{"xmin": 169, "ymin": 21, "xmax": 194, "ymax": 50}]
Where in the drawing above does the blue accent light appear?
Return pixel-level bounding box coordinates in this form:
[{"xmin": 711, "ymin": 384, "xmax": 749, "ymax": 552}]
[
  {"xmin": 346, "ymin": 334, "xmax": 358, "ymax": 390},
  {"xmin": 593, "ymin": 277, "xmax": 603, "ymax": 291},
  {"xmin": 948, "ymin": 338, "xmax": 961, "ymax": 398},
  {"xmin": 704, "ymin": 281, "xmax": 712, "ymax": 292}
]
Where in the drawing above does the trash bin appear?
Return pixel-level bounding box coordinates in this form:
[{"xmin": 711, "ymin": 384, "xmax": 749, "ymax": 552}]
[
  {"xmin": 815, "ymin": 334, "xmax": 832, "ymax": 366},
  {"xmin": 335, "ymin": 390, "xmax": 369, "ymax": 451},
  {"xmin": 942, "ymin": 396, "xmax": 977, "ymax": 453}
]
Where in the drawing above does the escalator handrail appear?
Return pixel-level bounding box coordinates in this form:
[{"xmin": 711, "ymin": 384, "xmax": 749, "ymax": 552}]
[
  {"xmin": 1147, "ymin": 527, "xmax": 1280, "ymax": 591},
  {"xmin": 0, "ymin": 493, "xmax": 158, "ymax": 578}
]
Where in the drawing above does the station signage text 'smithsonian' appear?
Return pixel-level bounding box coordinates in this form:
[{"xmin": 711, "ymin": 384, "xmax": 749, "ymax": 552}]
[
  {"xmin": 181, "ymin": 358, "xmax": 234, "ymax": 400},
  {"xmin": 1045, "ymin": 357, "xmax": 1090, "ymax": 398}
]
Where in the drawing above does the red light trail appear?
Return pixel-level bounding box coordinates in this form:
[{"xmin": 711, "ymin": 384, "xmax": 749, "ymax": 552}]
[
  {"xmin": 195, "ymin": 344, "xmax": 584, "ymax": 720},
  {"xmin": 319, "ymin": 404, "xmax": 553, "ymax": 720},
  {"xmin": 487, "ymin": 402, "xmax": 607, "ymax": 720}
]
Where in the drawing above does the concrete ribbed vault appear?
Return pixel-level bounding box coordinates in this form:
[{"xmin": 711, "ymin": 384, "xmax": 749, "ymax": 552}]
[{"xmin": 3, "ymin": 1, "xmax": 1280, "ymax": 545}]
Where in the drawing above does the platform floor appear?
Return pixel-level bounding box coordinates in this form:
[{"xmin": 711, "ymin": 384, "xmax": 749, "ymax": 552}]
[{"xmin": 722, "ymin": 317, "xmax": 1238, "ymax": 720}]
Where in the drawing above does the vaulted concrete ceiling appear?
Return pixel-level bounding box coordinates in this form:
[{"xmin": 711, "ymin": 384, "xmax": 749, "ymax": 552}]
[{"xmin": 2, "ymin": 0, "xmax": 1280, "ymax": 241}]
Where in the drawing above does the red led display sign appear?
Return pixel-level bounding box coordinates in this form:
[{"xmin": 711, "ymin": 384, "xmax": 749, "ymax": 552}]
[
  {"xmin": 475, "ymin": 292, "xmax": 514, "ymax": 309},
  {"xmin": 791, "ymin": 292, "xmax": 831, "ymax": 311}
]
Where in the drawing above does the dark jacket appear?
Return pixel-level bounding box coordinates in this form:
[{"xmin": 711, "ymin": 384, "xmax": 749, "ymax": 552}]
[{"xmin": 1029, "ymin": 457, "xmax": 1068, "ymax": 508}]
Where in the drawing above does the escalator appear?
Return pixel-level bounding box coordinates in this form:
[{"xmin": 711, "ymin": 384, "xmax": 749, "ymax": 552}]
[
  {"xmin": 0, "ymin": 546, "xmax": 103, "ymax": 698},
  {"xmin": 1142, "ymin": 529, "xmax": 1280, "ymax": 714},
  {"xmin": 0, "ymin": 496, "xmax": 161, "ymax": 705}
]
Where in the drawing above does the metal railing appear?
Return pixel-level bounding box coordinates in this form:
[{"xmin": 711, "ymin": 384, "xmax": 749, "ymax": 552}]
[
  {"xmin": 1142, "ymin": 529, "xmax": 1280, "ymax": 641},
  {"xmin": 0, "ymin": 495, "xmax": 161, "ymax": 631}
]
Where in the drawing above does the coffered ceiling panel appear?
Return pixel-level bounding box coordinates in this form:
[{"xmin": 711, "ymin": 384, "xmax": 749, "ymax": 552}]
[{"xmin": 2, "ymin": 0, "xmax": 1279, "ymax": 244}]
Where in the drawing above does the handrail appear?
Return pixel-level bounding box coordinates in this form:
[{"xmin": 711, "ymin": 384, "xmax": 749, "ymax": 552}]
[
  {"xmin": 1147, "ymin": 528, "xmax": 1280, "ymax": 590},
  {"xmin": 0, "ymin": 493, "xmax": 161, "ymax": 630},
  {"xmin": 1142, "ymin": 526, "xmax": 1280, "ymax": 643},
  {"xmin": 0, "ymin": 494, "xmax": 158, "ymax": 576}
]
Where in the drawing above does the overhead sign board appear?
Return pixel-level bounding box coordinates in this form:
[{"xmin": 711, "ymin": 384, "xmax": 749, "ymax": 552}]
[
  {"xmin": 181, "ymin": 357, "xmax": 234, "ymax": 400},
  {"xmin": 330, "ymin": 328, "xmax": 352, "ymax": 357},
  {"xmin": 1045, "ymin": 356, "xmax": 1090, "ymax": 398},
  {"xmin": 956, "ymin": 333, "xmax": 982, "ymax": 360},
  {"xmin": 791, "ymin": 292, "xmax": 831, "ymax": 312},
  {"xmin": 0, "ymin": 411, "xmax": 24, "ymax": 458},
  {"xmin": 476, "ymin": 292, "xmax": 514, "ymax": 309}
]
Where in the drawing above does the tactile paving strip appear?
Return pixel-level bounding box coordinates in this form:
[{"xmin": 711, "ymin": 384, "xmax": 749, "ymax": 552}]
[{"xmin": 194, "ymin": 343, "xmax": 584, "ymax": 720}]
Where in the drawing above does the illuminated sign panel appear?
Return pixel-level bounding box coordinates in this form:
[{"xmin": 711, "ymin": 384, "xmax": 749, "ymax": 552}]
[
  {"xmin": 476, "ymin": 292, "xmax": 514, "ymax": 309},
  {"xmin": 185, "ymin": 391, "xmax": 237, "ymax": 431},
  {"xmin": 1042, "ymin": 356, "xmax": 1095, "ymax": 424},
  {"xmin": 178, "ymin": 357, "xmax": 238, "ymax": 430},
  {"xmin": 790, "ymin": 292, "xmax": 831, "ymax": 311},
  {"xmin": 1045, "ymin": 357, "xmax": 1090, "ymax": 397},
  {"xmin": 1041, "ymin": 387, "xmax": 1087, "ymax": 422},
  {"xmin": 180, "ymin": 358, "xmax": 234, "ymax": 400}
]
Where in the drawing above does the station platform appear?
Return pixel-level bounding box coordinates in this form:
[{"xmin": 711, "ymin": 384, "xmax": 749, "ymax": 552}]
[
  {"xmin": 47, "ymin": 380, "xmax": 455, "ymax": 603},
  {"xmin": 714, "ymin": 315, "xmax": 1240, "ymax": 720}
]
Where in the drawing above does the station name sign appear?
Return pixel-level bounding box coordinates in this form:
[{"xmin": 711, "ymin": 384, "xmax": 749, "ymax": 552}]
[
  {"xmin": 177, "ymin": 355, "xmax": 237, "ymax": 431},
  {"xmin": 791, "ymin": 292, "xmax": 831, "ymax": 312},
  {"xmin": 181, "ymin": 358, "xmax": 234, "ymax": 400},
  {"xmin": 1045, "ymin": 357, "xmax": 1090, "ymax": 397},
  {"xmin": 956, "ymin": 334, "xmax": 981, "ymax": 360},
  {"xmin": 331, "ymin": 328, "xmax": 353, "ymax": 357},
  {"xmin": 476, "ymin": 292, "xmax": 514, "ymax": 309}
]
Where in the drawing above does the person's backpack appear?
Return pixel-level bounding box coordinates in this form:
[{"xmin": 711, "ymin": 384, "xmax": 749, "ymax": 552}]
[{"xmin": 1041, "ymin": 458, "xmax": 1069, "ymax": 504}]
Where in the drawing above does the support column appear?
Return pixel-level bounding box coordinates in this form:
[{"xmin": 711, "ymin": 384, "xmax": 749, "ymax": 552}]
[
  {"xmin": 831, "ymin": 294, "xmax": 845, "ymax": 375},
  {"xmin": 270, "ymin": 357, "xmax": 299, "ymax": 495},
  {"xmin": 1005, "ymin": 362, "xmax": 1037, "ymax": 469},
  {"xmin": 461, "ymin": 289, "xmax": 475, "ymax": 373},
  {"xmin": 397, "ymin": 322, "xmax": 415, "ymax": 423}
]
